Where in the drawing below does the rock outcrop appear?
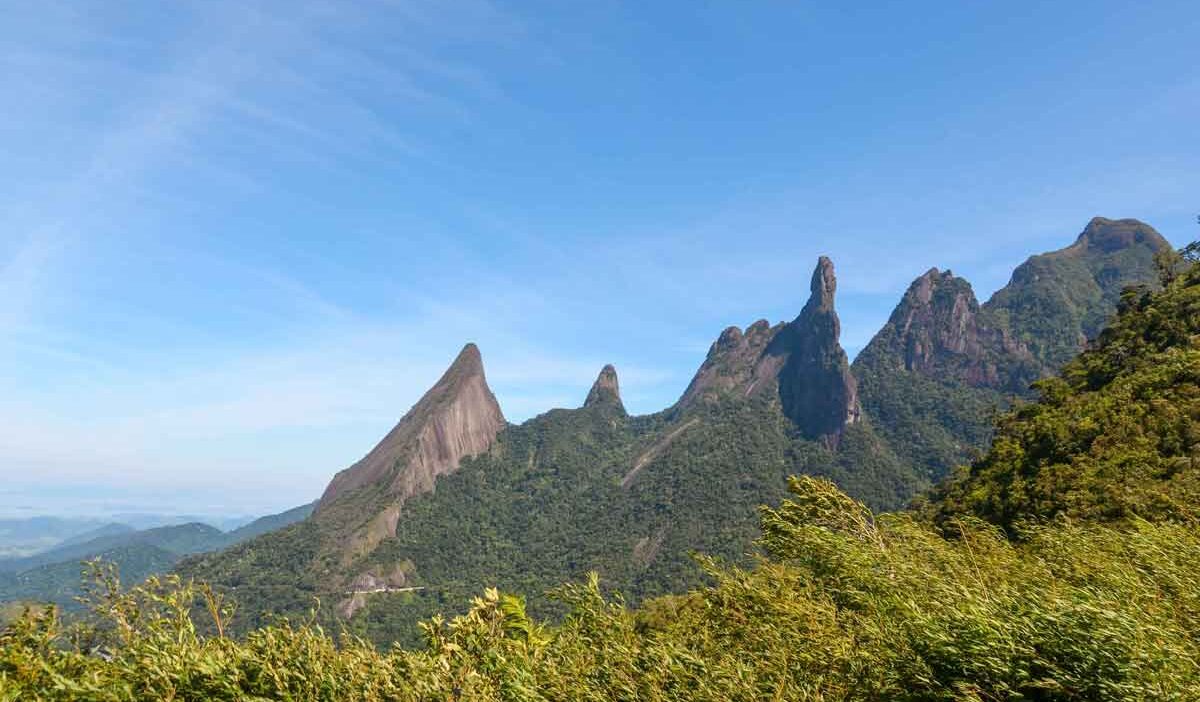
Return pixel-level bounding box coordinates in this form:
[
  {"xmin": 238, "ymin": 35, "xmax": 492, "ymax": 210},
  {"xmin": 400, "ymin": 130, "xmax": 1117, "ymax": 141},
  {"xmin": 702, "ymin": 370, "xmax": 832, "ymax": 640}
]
[
  {"xmin": 676, "ymin": 257, "xmax": 860, "ymax": 445},
  {"xmin": 773, "ymin": 257, "xmax": 861, "ymax": 444},
  {"xmin": 584, "ymin": 364, "xmax": 625, "ymax": 412},
  {"xmin": 857, "ymin": 268, "xmax": 1035, "ymax": 392},
  {"xmin": 675, "ymin": 319, "xmax": 785, "ymax": 408},
  {"xmin": 316, "ymin": 343, "xmax": 506, "ymax": 540}
]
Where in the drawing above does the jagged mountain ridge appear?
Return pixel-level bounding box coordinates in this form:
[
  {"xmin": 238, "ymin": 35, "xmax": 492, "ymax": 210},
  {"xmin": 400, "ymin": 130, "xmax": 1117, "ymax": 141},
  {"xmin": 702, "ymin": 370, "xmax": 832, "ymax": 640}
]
[
  {"xmin": 854, "ymin": 216, "xmax": 1170, "ymax": 479},
  {"xmin": 675, "ymin": 257, "xmax": 861, "ymax": 444},
  {"xmin": 177, "ymin": 217, "xmax": 1169, "ymax": 646},
  {"xmin": 180, "ymin": 256, "xmax": 919, "ymax": 644}
]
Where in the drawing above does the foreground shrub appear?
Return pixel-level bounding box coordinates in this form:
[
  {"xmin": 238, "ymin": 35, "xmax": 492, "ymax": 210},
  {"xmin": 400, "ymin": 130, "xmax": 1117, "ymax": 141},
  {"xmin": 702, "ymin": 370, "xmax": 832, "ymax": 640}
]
[{"xmin": 3, "ymin": 477, "xmax": 1199, "ymax": 700}]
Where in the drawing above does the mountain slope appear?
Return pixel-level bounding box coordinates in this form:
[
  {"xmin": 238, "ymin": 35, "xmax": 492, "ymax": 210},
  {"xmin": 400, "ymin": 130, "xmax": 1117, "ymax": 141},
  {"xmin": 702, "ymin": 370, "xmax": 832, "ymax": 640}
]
[
  {"xmin": 314, "ymin": 343, "xmax": 507, "ymax": 565},
  {"xmin": 179, "ymin": 258, "xmax": 922, "ymax": 645},
  {"xmin": 925, "ymin": 249, "xmax": 1200, "ymax": 531},
  {"xmin": 224, "ymin": 502, "xmax": 316, "ymax": 543},
  {"xmin": 853, "ymin": 217, "xmax": 1169, "ymax": 479},
  {"xmin": 984, "ymin": 217, "xmax": 1171, "ymax": 370},
  {"xmin": 0, "ymin": 544, "xmax": 178, "ymax": 608}
]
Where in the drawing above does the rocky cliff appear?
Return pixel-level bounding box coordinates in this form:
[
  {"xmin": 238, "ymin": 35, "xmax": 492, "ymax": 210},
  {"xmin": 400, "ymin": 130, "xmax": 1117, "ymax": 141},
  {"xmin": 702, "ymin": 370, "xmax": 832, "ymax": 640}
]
[
  {"xmin": 857, "ymin": 268, "xmax": 1036, "ymax": 393},
  {"xmin": 773, "ymin": 256, "xmax": 861, "ymax": 443},
  {"xmin": 676, "ymin": 257, "xmax": 860, "ymax": 444},
  {"xmin": 318, "ymin": 343, "xmax": 506, "ymax": 511},
  {"xmin": 313, "ymin": 343, "xmax": 506, "ymax": 563}
]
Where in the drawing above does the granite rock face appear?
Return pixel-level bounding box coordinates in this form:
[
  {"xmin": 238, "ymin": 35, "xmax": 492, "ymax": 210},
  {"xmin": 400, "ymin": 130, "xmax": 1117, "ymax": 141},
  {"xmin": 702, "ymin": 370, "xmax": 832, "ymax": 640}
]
[
  {"xmin": 676, "ymin": 257, "xmax": 860, "ymax": 445},
  {"xmin": 676, "ymin": 319, "xmax": 785, "ymax": 408},
  {"xmin": 773, "ymin": 257, "xmax": 861, "ymax": 444},
  {"xmin": 317, "ymin": 343, "xmax": 506, "ymax": 523},
  {"xmin": 859, "ymin": 268, "xmax": 1036, "ymax": 392}
]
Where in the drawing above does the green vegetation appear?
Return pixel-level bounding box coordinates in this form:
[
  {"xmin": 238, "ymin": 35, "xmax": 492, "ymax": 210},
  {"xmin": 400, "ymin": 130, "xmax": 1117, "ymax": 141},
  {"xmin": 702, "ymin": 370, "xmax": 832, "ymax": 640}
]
[
  {"xmin": 6, "ymin": 227, "xmax": 1189, "ymax": 698},
  {"xmin": 5, "ymin": 476, "xmax": 1200, "ymax": 700},
  {"xmin": 181, "ymin": 395, "xmax": 921, "ymax": 647},
  {"xmin": 854, "ymin": 358, "xmax": 1009, "ymax": 478},
  {"xmin": 0, "ymin": 545, "xmax": 177, "ymax": 610},
  {"xmin": 984, "ymin": 217, "xmax": 1168, "ymax": 371},
  {"xmin": 928, "ymin": 249, "xmax": 1200, "ymax": 531},
  {"xmin": 854, "ymin": 217, "xmax": 1168, "ymax": 482},
  {"xmin": 0, "ymin": 507, "xmax": 315, "ymax": 612}
]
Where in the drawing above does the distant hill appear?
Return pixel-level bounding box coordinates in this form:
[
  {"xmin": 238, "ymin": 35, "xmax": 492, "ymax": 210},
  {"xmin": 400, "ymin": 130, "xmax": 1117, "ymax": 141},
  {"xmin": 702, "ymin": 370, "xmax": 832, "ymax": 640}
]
[
  {"xmin": 0, "ymin": 544, "xmax": 177, "ymax": 608},
  {"xmin": 223, "ymin": 502, "xmax": 315, "ymax": 543},
  {"xmin": 0, "ymin": 522, "xmax": 224, "ymax": 574},
  {"xmin": 0, "ymin": 504, "xmax": 314, "ymax": 609},
  {"xmin": 0, "ymin": 517, "xmax": 115, "ymax": 558},
  {"xmin": 55, "ymin": 523, "xmax": 136, "ymax": 549}
]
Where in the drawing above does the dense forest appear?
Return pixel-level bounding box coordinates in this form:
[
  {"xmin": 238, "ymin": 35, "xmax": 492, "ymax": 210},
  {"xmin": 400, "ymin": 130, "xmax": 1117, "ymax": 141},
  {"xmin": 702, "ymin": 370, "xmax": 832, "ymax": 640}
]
[{"xmin": 3, "ymin": 240, "xmax": 1199, "ymax": 700}]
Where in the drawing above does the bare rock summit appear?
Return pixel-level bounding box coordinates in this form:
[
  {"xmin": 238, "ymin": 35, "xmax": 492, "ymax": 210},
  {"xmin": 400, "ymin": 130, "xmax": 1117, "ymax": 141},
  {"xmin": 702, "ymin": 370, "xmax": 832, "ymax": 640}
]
[
  {"xmin": 584, "ymin": 364, "xmax": 624, "ymax": 412},
  {"xmin": 315, "ymin": 343, "xmax": 506, "ymax": 555}
]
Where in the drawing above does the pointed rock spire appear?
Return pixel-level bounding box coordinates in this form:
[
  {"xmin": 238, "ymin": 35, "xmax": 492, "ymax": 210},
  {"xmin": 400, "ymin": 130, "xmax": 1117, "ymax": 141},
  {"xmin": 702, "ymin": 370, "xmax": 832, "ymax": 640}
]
[
  {"xmin": 317, "ymin": 343, "xmax": 506, "ymax": 519},
  {"xmin": 808, "ymin": 255, "xmax": 838, "ymax": 312},
  {"xmin": 774, "ymin": 257, "xmax": 860, "ymax": 444},
  {"xmin": 584, "ymin": 364, "xmax": 624, "ymax": 411}
]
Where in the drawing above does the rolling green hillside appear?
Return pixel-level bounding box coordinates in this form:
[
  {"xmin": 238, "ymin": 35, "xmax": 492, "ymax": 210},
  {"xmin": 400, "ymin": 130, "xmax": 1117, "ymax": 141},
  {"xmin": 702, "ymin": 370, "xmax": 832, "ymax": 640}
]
[{"xmin": 0, "ymin": 505, "xmax": 315, "ymax": 610}]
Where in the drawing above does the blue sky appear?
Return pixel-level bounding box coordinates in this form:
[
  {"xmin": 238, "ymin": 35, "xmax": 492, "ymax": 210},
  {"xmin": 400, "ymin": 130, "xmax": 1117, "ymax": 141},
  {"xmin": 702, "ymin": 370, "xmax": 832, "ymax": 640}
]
[{"xmin": 1, "ymin": 1, "xmax": 1197, "ymax": 517}]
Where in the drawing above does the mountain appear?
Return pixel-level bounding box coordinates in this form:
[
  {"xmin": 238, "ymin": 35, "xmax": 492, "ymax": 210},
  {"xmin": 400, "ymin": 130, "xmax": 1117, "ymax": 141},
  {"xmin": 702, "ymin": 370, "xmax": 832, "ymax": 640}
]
[
  {"xmin": 985, "ymin": 216, "xmax": 1171, "ymax": 370},
  {"xmin": 0, "ymin": 544, "xmax": 177, "ymax": 608},
  {"xmin": 676, "ymin": 257, "xmax": 861, "ymax": 444},
  {"xmin": 179, "ymin": 258, "xmax": 922, "ymax": 644},
  {"xmin": 315, "ymin": 343, "xmax": 506, "ymax": 563},
  {"xmin": 925, "ymin": 249, "xmax": 1200, "ymax": 531},
  {"xmin": 0, "ymin": 504, "xmax": 315, "ymax": 609},
  {"xmin": 177, "ymin": 224, "xmax": 1170, "ymax": 645},
  {"xmin": 0, "ymin": 517, "xmax": 115, "ymax": 558},
  {"xmin": 854, "ymin": 217, "xmax": 1170, "ymax": 478},
  {"xmin": 223, "ymin": 502, "xmax": 315, "ymax": 543},
  {"xmin": 55, "ymin": 523, "xmax": 136, "ymax": 549},
  {"xmin": 583, "ymin": 364, "xmax": 624, "ymax": 411},
  {"xmin": 0, "ymin": 522, "xmax": 224, "ymax": 574}
]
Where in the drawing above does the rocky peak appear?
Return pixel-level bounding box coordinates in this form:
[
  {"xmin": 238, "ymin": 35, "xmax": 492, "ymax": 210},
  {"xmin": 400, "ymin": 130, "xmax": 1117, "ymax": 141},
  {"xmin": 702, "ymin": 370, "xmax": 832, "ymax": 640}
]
[
  {"xmin": 808, "ymin": 256, "xmax": 838, "ymax": 312},
  {"xmin": 860, "ymin": 267, "xmax": 1033, "ymax": 390},
  {"xmin": 584, "ymin": 364, "xmax": 624, "ymax": 412},
  {"xmin": 982, "ymin": 216, "xmax": 1172, "ymax": 371},
  {"xmin": 1073, "ymin": 217, "xmax": 1170, "ymax": 255},
  {"xmin": 773, "ymin": 257, "xmax": 861, "ymax": 444},
  {"xmin": 316, "ymin": 343, "xmax": 506, "ymax": 529},
  {"xmin": 675, "ymin": 319, "xmax": 785, "ymax": 409}
]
